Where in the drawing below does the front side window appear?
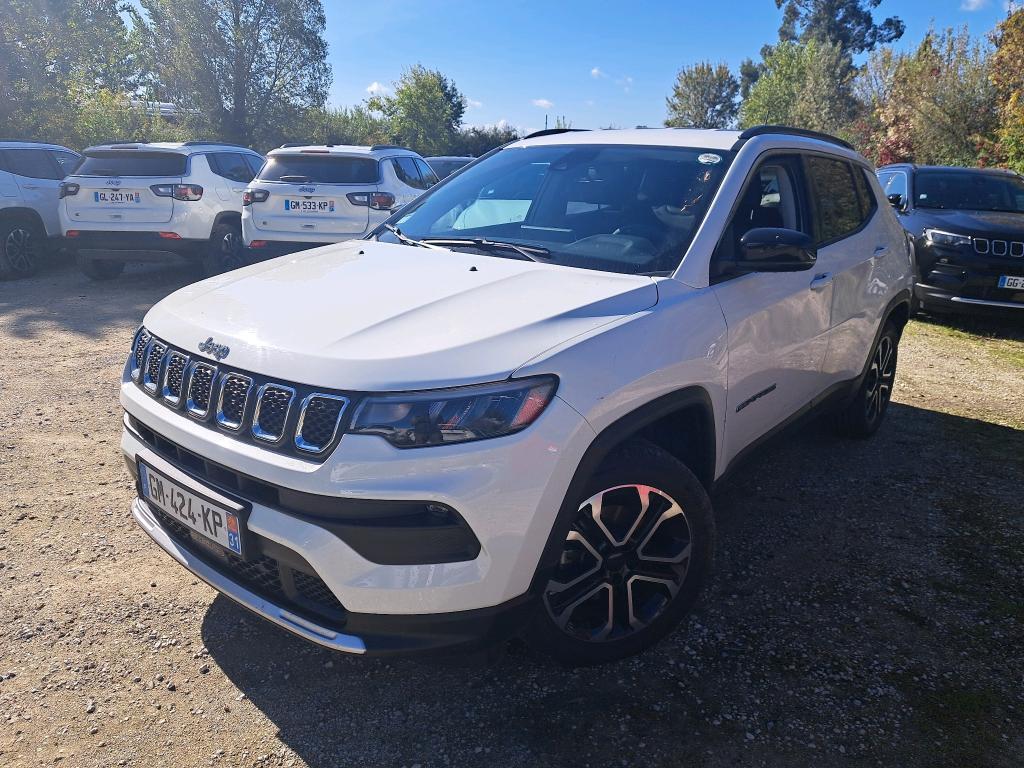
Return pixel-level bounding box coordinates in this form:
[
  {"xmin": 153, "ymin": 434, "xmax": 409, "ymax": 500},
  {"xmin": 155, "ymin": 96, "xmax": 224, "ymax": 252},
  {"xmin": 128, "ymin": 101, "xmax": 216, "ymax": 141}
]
[
  {"xmin": 878, "ymin": 170, "xmax": 908, "ymax": 205},
  {"xmin": 6, "ymin": 149, "xmax": 61, "ymax": 180},
  {"xmin": 806, "ymin": 155, "xmax": 862, "ymax": 243},
  {"xmin": 257, "ymin": 154, "xmax": 379, "ymax": 184},
  {"xmin": 914, "ymin": 170, "xmax": 1024, "ymax": 213},
  {"xmin": 76, "ymin": 151, "xmax": 188, "ymax": 177},
  {"xmin": 379, "ymin": 144, "xmax": 733, "ymax": 276}
]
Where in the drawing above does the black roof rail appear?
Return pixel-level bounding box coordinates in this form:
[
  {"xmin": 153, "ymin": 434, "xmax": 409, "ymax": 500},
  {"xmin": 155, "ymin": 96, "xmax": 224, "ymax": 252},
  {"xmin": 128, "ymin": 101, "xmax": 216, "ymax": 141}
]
[
  {"xmin": 182, "ymin": 140, "xmax": 252, "ymax": 149},
  {"xmin": 735, "ymin": 125, "xmax": 854, "ymax": 151},
  {"xmin": 522, "ymin": 128, "xmax": 590, "ymax": 140},
  {"xmin": 370, "ymin": 144, "xmax": 414, "ymax": 152},
  {"xmin": 279, "ymin": 143, "xmax": 309, "ymax": 148}
]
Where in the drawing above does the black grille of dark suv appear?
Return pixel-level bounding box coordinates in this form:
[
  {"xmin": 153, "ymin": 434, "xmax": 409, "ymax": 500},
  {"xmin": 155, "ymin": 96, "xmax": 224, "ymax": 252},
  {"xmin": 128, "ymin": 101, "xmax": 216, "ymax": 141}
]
[{"xmin": 131, "ymin": 330, "xmax": 352, "ymax": 461}]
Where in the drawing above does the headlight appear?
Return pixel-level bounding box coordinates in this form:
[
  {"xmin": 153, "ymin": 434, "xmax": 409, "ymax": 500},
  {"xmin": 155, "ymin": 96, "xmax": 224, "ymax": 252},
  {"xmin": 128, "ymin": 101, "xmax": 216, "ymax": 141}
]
[
  {"xmin": 924, "ymin": 229, "xmax": 972, "ymax": 248},
  {"xmin": 350, "ymin": 376, "xmax": 558, "ymax": 448}
]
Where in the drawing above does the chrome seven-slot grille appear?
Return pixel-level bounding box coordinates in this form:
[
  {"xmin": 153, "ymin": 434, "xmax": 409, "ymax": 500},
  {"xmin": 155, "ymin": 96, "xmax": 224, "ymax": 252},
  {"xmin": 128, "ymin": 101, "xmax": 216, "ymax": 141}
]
[
  {"xmin": 130, "ymin": 329, "xmax": 349, "ymax": 460},
  {"xmin": 974, "ymin": 237, "xmax": 1024, "ymax": 257}
]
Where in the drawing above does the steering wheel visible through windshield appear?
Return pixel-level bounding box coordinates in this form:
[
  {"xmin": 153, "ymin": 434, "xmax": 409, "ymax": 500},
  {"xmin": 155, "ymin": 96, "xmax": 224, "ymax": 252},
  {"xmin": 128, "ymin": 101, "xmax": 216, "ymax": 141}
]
[{"xmin": 375, "ymin": 143, "xmax": 733, "ymax": 275}]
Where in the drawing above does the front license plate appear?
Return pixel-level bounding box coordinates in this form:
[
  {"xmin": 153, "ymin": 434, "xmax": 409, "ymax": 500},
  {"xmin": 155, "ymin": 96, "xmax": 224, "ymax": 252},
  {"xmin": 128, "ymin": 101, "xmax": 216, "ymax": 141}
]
[
  {"xmin": 284, "ymin": 198, "xmax": 335, "ymax": 213},
  {"xmin": 138, "ymin": 462, "xmax": 244, "ymax": 556},
  {"xmin": 93, "ymin": 190, "xmax": 141, "ymax": 204},
  {"xmin": 997, "ymin": 275, "xmax": 1024, "ymax": 291}
]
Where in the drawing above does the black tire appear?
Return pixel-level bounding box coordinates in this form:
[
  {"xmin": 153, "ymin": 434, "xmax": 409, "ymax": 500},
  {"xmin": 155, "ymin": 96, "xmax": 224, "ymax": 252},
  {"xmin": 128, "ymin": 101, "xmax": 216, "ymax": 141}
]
[
  {"xmin": 526, "ymin": 439, "xmax": 715, "ymax": 665},
  {"xmin": 76, "ymin": 254, "xmax": 126, "ymax": 281},
  {"xmin": 0, "ymin": 216, "xmax": 42, "ymax": 279},
  {"xmin": 833, "ymin": 322, "xmax": 900, "ymax": 438},
  {"xmin": 201, "ymin": 221, "xmax": 245, "ymax": 276}
]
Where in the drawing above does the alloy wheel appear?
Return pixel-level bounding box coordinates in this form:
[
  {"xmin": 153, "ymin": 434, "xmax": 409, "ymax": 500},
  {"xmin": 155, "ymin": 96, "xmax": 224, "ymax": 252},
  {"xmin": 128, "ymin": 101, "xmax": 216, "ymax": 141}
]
[
  {"xmin": 544, "ymin": 484, "xmax": 692, "ymax": 643},
  {"xmin": 864, "ymin": 335, "xmax": 896, "ymax": 422},
  {"xmin": 4, "ymin": 227, "xmax": 36, "ymax": 274}
]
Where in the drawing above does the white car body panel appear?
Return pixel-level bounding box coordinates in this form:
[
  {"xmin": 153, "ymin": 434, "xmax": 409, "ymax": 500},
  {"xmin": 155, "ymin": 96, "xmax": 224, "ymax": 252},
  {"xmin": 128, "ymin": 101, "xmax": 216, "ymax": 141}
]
[{"xmin": 0, "ymin": 141, "xmax": 80, "ymax": 237}]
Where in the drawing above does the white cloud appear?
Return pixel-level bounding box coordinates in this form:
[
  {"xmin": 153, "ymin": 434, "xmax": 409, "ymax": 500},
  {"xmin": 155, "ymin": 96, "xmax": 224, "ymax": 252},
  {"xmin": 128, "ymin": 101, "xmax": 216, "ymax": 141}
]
[
  {"xmin": 590, "ymin": 67, "xmax": 605, "ymax": 79},
  {"xmin": 619, "ymin": 75, "xmax": 634, "ymax": 92},
  {"xmin": 531, "ymin": 98, "xmax": 554, "ymax": 109},
  {"xmin": 960, "ymin": 0, "xmax": 988, "ymax": 9},
  {"xmin": 467, "ymin": 98, "xmax": 483, "ymax": 109},
  {"xmin": 365, "ymin": 81, "xmax": 390, "ymax": 96},
  {"xmin": 584, "ymin": 99, "xmax": 595, "ymax": 107}
]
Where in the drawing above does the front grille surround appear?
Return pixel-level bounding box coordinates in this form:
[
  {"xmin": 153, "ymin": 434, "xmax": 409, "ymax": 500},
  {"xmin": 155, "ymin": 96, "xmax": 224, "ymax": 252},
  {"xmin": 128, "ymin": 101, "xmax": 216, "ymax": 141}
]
[
  {"xmin": 130, "ymin": 333, "xmax": 352, "ymax": 461},
  {"xmin": 975, "ymin": 237, "xmax": 1024, "ymax": 257},
  {"xmin": 131, "ymin": 327, "xmax": 151, "ymax": 381},
  {"xmin": 216, "ymin": 373, "xmax": 253, "ymax": 431}
]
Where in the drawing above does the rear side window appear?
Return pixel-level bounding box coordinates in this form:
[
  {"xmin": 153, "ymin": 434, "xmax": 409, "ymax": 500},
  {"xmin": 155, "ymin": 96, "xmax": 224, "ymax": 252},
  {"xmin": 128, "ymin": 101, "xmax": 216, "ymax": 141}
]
[
  {"xmin": 853, "ymin": 167, "xmax": 878, "ymax": 221},
  {"xmin": 77, "ymin": 151, "xmax": 188, "ymax": 177},
  {"xmin": 805, "ymin": 155, "xmax": 862, "ymax": 243},
  {"xmin": 5, "ymin": 149, "xmax": 61, "ymax": 180},
  {"xmin": 50, "ymin": 150, "xmax": 81, "ymax": 176},
  {"xmin": 210, "ymin": 152, "xmax": 255, "ymax": 183},
  {"xmin": 392, "ymin": 157, "xmax": 428, "ymax": 190},
  {"xmin": 414, "ymin": 158, "xmax": 439, "ymax": 188},
  {"xmin": 244, "ymin": 154, "xmax": 264, "ymax": 177},
  {"xmin": 258, "ymin": 154, "xmax": 379, "ymax": 184}
]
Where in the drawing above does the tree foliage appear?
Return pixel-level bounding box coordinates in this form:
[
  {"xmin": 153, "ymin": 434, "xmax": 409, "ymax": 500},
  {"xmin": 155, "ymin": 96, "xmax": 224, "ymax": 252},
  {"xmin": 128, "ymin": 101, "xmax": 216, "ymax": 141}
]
[
  {"xmin": 367, "ymin": 66, "xmax": 467, "ymax": 156},
  {"xmin": 990, "ymin": 9, "xmax": 1024, "ymax": 173},
  {"xmin": 664, "ymin": 62, "xmax": 739, "ymax": 129},
  {"xmin": 776, "ymin": 0, "xmax": 904, "ymax": 56},
  {"xmin": 138, "ymin": 0, "xmax": 331, "ymax": 148},
  {"xmin": 739, "ymin": 41, "xmax": 855, "ymax": 136}
]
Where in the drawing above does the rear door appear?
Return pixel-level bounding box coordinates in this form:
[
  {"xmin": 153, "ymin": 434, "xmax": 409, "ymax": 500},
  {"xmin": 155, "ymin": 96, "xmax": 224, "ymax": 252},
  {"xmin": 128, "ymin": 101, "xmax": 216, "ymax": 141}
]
[
  {"xmin": 5, "ymin": 148, "xmax": 64, "ymax": 235},
  {"xmin": 248, "ymin": 153, "xmax": 374, "ymax": 237},
  {"xmin": 65, "ymin": 150, "xmax": 185, "ymax": 225}
]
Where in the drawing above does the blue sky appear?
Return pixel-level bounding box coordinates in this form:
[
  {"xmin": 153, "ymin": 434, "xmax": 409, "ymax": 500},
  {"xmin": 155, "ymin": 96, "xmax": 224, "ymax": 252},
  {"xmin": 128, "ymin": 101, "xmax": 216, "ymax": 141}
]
[{"xmin": 323, "ymin": 0, "xmax": 1016, "ymax": 133}]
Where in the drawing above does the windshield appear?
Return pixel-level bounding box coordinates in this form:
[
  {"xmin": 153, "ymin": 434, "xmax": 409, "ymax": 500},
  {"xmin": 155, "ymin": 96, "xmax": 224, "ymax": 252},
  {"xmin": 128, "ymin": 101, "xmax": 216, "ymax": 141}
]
[
  {"xmin": 915, "ymin": 170, "xmax": 1024, "ymax": 213},
  {"xmin": 76, "ymin": 151, "xmax": 187, "ymax": 177},
  {"xmin": 377, "ymin": 144, "xmax": 733, "ymax": 275},
  {"xmin": 258, "ymin": 154, "xmax": 380, "ymax": 184}
]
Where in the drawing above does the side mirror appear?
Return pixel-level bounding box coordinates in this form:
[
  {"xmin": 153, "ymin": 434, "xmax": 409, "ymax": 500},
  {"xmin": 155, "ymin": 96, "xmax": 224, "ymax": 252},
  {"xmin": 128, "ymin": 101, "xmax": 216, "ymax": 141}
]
[
  {"xmin": 887, "ymin": 193, "xmax": 905, "ymax": 210},
  {"xmin": 731, "ymin": 228, "xmax": 817, "ymax": 272}
]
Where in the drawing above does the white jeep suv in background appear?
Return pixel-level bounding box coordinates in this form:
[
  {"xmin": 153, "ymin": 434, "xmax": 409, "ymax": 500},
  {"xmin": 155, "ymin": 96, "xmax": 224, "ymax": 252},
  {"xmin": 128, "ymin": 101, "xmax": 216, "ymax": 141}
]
[
  {"xmin": 122, "ymin": 126, "xmax": 912, "ymax": 664},
  {"xmin": 60, "ymin": 141, "xmax": 264, "ymax": 279},
  {"xmin": 0, "ymin": 140, "xmax": 81, "ymax": 279},
  {"xmin": 241, "ymin": 144, "xmax": 438, "ymax": 257}
]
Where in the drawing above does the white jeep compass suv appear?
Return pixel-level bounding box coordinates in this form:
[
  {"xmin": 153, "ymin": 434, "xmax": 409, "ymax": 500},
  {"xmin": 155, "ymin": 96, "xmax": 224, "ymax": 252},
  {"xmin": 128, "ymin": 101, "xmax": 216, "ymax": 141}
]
[
  {"xmin": 122, "ymin": 126, "xmax": 913, "ymax": 664},
  {"xmin": 60, "ymin": 141, "xmax": 264, "ymax": 279},
  {"xmin": 0, "ymin": 140, "xmax": 81, "ymax": 279},
  {"xmin": 242, "ymin": 144, "xmax": 438, "ymax": 257}
]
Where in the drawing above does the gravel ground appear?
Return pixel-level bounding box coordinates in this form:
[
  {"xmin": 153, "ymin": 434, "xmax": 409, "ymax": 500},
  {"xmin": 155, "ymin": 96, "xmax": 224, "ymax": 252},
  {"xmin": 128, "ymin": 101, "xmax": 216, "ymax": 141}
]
[{"xmin": 1, "ymin": 261, "xmax": 1022, "ymax": 768}]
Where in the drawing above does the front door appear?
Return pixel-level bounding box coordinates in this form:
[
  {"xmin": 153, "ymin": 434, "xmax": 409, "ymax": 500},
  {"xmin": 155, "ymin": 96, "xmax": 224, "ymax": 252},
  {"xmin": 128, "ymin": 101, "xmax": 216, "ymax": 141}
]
[{"xmin": 711, "ymin": 154, "xmax": 832, "ymax": 465}]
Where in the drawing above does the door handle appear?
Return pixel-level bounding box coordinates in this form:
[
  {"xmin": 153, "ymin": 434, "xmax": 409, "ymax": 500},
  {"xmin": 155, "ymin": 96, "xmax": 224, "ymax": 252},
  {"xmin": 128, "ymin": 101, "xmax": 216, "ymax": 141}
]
[
  {"xmin": 22, "ymin": 184, "xmax": 40, "ymax": 190},
  {"xmin": 810, "ymin": 272, "xmax": 834, "ymax": 290}
]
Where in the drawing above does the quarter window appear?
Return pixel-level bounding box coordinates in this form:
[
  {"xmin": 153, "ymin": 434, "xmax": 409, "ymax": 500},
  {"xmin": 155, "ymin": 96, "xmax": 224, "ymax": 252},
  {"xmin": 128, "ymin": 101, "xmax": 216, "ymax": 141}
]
[
  {"xmin": 414, "ymin": 158, "xmax": 439, "ymax": 188},
  {"xmin": 211, "ymin": 152, "xmax": 255, "ymax": 183},
  {"xmin": 5, "ymin": 149, "xmax": 62, "ymax": 180},
  {"xmin": 806, "ymin": 156, "xmax": 862, "ymax": 243},
  {"xmin": 50, "ymin": 150, "xmax": 81, "ymax": 176},
  {"xmin": 393, "ymin": 157, "xmax": 427, "ymax": 190},
  {"xmin": 853, "ymin": 167, "xmax": 878, "ymax": 222}
]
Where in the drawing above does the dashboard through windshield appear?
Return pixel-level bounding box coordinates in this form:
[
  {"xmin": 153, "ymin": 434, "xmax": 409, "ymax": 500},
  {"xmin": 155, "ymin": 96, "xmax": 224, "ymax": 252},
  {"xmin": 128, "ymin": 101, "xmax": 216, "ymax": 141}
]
[{"xmin": 376, "ymin": 143, "xmax": 734, "ymax": 275}]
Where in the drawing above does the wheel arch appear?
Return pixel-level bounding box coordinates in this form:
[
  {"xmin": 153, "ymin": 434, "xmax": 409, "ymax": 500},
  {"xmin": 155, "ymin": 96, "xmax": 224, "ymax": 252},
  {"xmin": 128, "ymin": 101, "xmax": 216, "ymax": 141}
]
[
  {"xmin": 212, "ymin": 210, "xmax": 242, "ymax": 233},
  {"xmin": 528, "ymin": 386, "xmax": 717, "ymax": 595},
  {"xmin": 0, "ymin": 206, "xmax": 46, "ymax": 231}
]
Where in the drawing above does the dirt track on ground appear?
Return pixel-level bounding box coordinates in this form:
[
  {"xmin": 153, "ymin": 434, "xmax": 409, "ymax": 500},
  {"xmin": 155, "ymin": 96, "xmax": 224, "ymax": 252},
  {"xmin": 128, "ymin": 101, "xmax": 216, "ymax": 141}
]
[{"xmin": 1, "ymin": 261, "xmax": 1022, "ymax": 768}]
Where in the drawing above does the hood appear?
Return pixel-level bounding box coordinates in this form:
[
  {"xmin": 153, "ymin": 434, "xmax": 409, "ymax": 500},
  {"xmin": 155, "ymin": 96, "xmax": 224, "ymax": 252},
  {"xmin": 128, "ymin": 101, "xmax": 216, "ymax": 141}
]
[
  {"xmin": 145, "ymin": 240, "xmax": 658, "ymax": 390},
  {"xmin": 916, "ymin": 208, "xmax": 1024, "ymax": 237}
]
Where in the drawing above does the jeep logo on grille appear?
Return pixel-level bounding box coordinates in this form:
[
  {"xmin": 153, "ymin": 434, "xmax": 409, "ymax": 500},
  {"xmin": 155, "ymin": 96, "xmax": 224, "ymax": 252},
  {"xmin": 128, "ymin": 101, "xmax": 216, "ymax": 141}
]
[
  {"xmin": 105, "ymin": 179, "xmax": 122, "ymax": 187},
  {"xmin": 298, "ymin": 185, "xmax": 316, "ymax": 194},
  {"xmin": 198, "ymin": 337, "xmax": 230, "ymax": 361}
]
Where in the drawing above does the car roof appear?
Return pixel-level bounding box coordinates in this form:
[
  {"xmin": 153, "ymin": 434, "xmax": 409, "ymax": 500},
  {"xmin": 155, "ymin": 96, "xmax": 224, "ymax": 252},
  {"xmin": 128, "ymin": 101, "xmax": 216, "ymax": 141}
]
[
  {"xmin": 0, "ymin": 140, "xmax": 77, "ymax": 152},
  {"xmin": 513, "ymin": 128, "xmax": 742, "ymax": 151},
  {"xmin": 267, "ymin": 144, "xmax": 420, "ymax": 159},
  {"xmin": 82, "ymin": 141, "xmax": 260, "ymax": 155},
  {"xmin": 878, "ymin": 163, "xmax": 1020, "ymax": 176},
  {"xmin": 425, "ymin": 156, "xmax": 474, "ymax": 161}
]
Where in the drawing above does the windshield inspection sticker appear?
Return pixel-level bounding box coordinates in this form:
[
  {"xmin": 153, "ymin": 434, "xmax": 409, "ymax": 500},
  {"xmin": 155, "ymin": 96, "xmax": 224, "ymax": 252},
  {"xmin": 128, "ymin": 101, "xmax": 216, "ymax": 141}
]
[{"xmin": 698, "ymin": 153, "xmax": 723, "ymax": 165}]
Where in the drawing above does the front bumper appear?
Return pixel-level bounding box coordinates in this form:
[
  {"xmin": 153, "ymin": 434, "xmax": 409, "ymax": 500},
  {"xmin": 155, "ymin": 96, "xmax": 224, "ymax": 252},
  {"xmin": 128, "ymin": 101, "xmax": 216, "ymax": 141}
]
[
  {"xmin": 64, "ymin": 230, "xmax": 206, "ymax": 262},
  {"xmin": 121, "ymin": 379, "xmax": 595, "ymax": 644},
  {"xmin": 914, "ymin": 244, "xmax": 1024, "ymax": 314}
]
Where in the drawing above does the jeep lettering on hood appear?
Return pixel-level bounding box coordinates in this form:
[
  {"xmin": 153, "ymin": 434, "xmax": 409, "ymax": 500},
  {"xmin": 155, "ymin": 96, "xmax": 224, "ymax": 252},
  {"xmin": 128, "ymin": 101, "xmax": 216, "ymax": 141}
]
[{"xmin": 143, "ymin": 241, "xmax": 659, "ymax": 391}]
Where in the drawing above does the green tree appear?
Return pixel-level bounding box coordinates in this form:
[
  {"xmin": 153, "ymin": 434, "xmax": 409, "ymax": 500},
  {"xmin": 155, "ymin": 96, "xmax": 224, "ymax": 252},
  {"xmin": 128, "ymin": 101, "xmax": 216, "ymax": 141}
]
[
  {"xmin": 739, "ymin": 41, "xmax": 855, "ymax": 135},
  {"xmin": 0, "ymin": 0, "xmax": 141, "ymax": 146},
  {"xmin": 449, "ymin": 125, "xmax": 521, "ymax": 157},
  {"xmin": 775, "ymin": 0, "xmax": 904, "ymax": 56},
  {"xmin": 367, "ymin": 65, "xmax": 467, "ymax": 155},
  {"xmin": 665, "ymin": 61, "xmax": 739, "ymax": 129},
  {"xmin": 138, "ymin": 0, "xmax": 331, "ymax": 149},
  {"xmin": 990, "ymin": 9, "xmax": 1024, "ymax": 172}
]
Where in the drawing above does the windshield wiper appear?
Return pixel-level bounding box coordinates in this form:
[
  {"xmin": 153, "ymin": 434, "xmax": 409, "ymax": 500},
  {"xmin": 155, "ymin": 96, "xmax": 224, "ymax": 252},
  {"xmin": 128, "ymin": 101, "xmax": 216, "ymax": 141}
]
[
  {"xmin": 421, "ymin": 237, "xmax": 550, "ymax": 263},
  {"xmin": 383, "ymin": 223, "xmax": 446, "ymax": 250}
]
